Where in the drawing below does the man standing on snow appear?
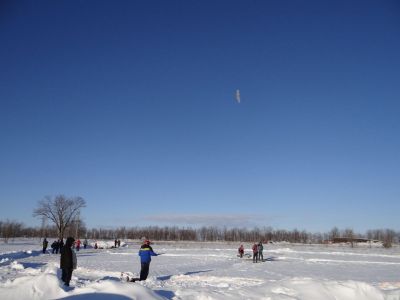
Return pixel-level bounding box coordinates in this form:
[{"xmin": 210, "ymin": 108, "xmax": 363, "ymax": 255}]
[
  {"xmin": 258, "ymin": 241, "xmax": 264, "ymax": 261},
  {"xmin": 42, "ymin": 238, "xmax": 48, "ymax": 254},
  {"xmin": 137, "ymin": 239, "xmax": 158, "ymax": 281},
  {"xmin": 60, "ymin": 237, "xmax": 77, "ymax": 286}
]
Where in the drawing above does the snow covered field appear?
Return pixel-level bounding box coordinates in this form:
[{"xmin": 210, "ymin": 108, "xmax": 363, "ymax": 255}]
[{"xmin": 1, "ymin": 239, "xmax": 400, "ymax": 299}]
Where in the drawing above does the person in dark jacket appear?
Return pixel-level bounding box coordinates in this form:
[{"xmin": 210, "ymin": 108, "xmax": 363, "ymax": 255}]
[
  {"xmin": 58, "ymin": 239, "xmax": 64, "ymax": 253},
  {"xmin": 258, "ymin": 241, "xmax": 264, "ymax": 261},
  {"xmin": 51, "ymin": 240, "xmax": 58, "ymax": 254},
  {"xmin": 54, "ymin": 240, "xmax": 60, "ymax": 254},
  {"xmin": 42, "ymin": 238, "xmax": 48, "ymax": 254},
  {"xmin": 60, "ymin": 237, "xmax": 77, "ymax": 286}
]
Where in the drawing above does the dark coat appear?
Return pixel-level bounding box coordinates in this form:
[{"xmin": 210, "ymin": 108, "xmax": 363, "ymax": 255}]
[{"xmin": 60, "ymin": 237, "xmax": 75, "ymax": 269}]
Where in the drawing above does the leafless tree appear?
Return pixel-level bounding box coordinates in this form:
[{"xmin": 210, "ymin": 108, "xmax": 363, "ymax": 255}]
[
  {"xmin": 33, "ymin": 195, "xmax": 86, "ymax": 239},
  {"xmin": 329, "ymin": 227, "xmax": 340, "ymax": 240},
  {"xmin": 382, "ymin": 229, "xmax": 396, "ymax": 248},
  {"xmin": 343, "ymin": 228, "xmax": 355, "ymax": 247},
  {"xmin": 0, "ymin": 220, "xmax": 23, "ymax": 242}
]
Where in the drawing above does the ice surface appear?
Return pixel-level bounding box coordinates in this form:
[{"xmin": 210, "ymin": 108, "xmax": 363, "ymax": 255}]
[{"xmin": 0, "ymin": 239, "xmax": 399, "ymax": 299}]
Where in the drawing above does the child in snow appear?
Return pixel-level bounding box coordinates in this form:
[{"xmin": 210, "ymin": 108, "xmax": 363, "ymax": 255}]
[
  {"xmin": 75, "ymin": 239, "xmax": 81, "ymax": 251},
  {"xmin": 252, "ymin": 243, "xmax": 258, "ymax": 263},
  {"xmin": 60, "ymin": 237, "xmax": 77, "ymax": 286},
  {"xmin": 238, "ymin": 244, "xmax": 244, "ymax": 258}
]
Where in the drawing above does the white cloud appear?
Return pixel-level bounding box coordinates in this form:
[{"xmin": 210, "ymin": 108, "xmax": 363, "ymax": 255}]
[{"xmin": 142, "ymin": 213, "xmax": 273, "ymax": 228}]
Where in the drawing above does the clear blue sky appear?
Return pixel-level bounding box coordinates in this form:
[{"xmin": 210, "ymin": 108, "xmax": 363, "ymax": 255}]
[{"xmin": 1, "ymin": 0, "xmax": 399, "ymax": 232}]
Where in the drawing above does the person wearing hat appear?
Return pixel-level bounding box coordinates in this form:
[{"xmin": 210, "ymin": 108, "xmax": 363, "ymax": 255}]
[
  {"xmin": 60, "ymin": 237, "xmax": 77, "ymax": 286},
  {"xmin": 137, "ymin": 239, "xmax": 158, "ymax": 281}
]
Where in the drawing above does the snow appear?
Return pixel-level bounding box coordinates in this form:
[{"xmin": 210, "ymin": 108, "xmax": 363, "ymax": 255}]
[{"xmin": 0, "ymin": 239, "xmax": 399, "ymax": 299}]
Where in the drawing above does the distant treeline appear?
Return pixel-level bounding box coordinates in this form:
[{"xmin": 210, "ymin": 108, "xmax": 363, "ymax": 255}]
[{"xmin": 0, "ymin": 219, "xmax": 398, "ymax": 247}]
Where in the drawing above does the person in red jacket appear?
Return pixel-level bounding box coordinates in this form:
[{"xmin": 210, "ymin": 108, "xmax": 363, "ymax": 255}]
[
  {"xmin": 252, "ymin": 243, "xmax": 258, "ymax": 263},
  {"xmin": 238, "ymin": 244, "xmax": 244, "ymax": 258},
  {"xmin": 75, "ymin": 239, "xmax": 81, "ymax": 251}
]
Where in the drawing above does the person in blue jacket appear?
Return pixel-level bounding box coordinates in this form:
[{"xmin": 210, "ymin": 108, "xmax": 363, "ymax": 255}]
[{"xmin": 138, "ymin": 239, "xmax": 158, "ymax": 281}]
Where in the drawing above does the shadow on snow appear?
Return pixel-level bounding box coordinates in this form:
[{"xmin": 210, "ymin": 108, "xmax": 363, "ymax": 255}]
[
  {"xmin": 59, "ymin": 293, "xmax": 132, "ymax": 300},
  {"xmin": 21, "ymin": 262, "xmax": 47, "ymax": 269},
  {"xmin": 154, "ymin": 290, "xmax": 175, "ymax": 299},
  {"xmin": 157, "ymin": 269, "xmax": 213, "ymax": 281},
  {"xmin": 0, "ymin": 250, "xmax": 44, "ymax": 266}
]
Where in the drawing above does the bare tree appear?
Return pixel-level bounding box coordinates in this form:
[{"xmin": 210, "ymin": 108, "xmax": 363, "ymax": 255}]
[
  {"xmin": 343, "ymin": 228, "xmax": 355, "ymax": 248},
  {"xmin": 0, "ymin": 220, "xmax": 23, "ymax": 243},
  {"xmin": 329, "ymin": 227, "xmax": 340, "ymax": 241},
  {"xmin": 382, "ymin": 229, "xmax": 396, "ymax": 248},
  {"xmin": 33, "ymin": 195, "xmax": 86, "ymax": 239}
]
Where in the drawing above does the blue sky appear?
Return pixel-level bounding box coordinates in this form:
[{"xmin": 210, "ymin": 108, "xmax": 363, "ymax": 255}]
[{"xmin": 1, "ymin": 0, "xmax": 399, "ymax": 232}]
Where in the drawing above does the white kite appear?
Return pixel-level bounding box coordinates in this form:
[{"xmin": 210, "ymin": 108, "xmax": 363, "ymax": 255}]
[{"xmin": 235, "ymin": 89, "xmax": 241, "ymax": 103}]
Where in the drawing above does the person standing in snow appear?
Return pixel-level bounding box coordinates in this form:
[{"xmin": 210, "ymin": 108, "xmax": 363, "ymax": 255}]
[
  {"xmin": 83, "ymin": 238, "xmax": 88, "ymax": 249},
  {"xmin": 58, "ymin": 238, "xmax": 64, "ymax": 253},
  {"xmin": 75, "ymin": 239, "xmax": 81, "ymax": 251},
  {"xmin": 51, "ymin": 240, "xmax": 58, "ymax": 254},
  {"xmin": 60, "ymin": 237, "xmax": 77, "ymax": 287},
  {"xmin": 137, "ymin": 239, "xmax": 158, "ymax": 281},
  {"xmin": 258, "ymin": 242, "xmax": 264, "ymax": 261},
  {"xmin": 54, "ymin": 240, "xmax": 60, "ymax": 254},
  {"xmin": 238, "ymin": 244, "xmax": 244, "ymax": 258},
  {"xmin": 252, "ymin": 243, "xmax": 258, "ymax": 263},
  {"xmin": 42, "ymin": 238, "xmax": 48, "ymax": 254}
]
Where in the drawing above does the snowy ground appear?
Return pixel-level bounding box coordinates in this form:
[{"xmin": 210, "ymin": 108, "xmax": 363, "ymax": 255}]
[{"xmin": 1, "ymin": 239, "xmax": 400, "ymax": 299}]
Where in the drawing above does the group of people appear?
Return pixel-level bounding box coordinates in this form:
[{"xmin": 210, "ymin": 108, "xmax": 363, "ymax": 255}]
[
  {"xmin": 50, "ymin": 239, "xmax": 64, "ymax": 254},
  {"xmin": 73, "ymin": 239, "xmax": 88, "ymax": 251},
  {"xmin": 114, "ymin": 239, "xmax": 121, "ymax": 248},
  {"xmin": 252, "ymin": 241, "xmax": 264, "ymax": 262},
  {"xmin": 42, "ymin": 238, "xmax": 89, "ymax": 254},
  {"xmin": 56, "ymin": 238, "xmax": 270, "ymax": 287},
  {"xmin": 238, "ymin": 241, "xmax": 265, "ymax": 263},
  {"xmin": 41, "ymin": 238, "xmax": 64, "ymax": 254},
  {"xmin": 57, "ymin": 237, "xmax": 158, "ymax": 286}
]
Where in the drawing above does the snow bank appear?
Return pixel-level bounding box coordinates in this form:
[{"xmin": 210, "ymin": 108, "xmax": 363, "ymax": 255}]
[
  {"xmin": 170, "ymin": 276, "xmax": 386, "ymax": 300},
  {"xmin": 91, "ymin": 240, "xmax": 127, "ymax": 249},
  {"xmin": 1, "ymin": 240, "xmax": 399, "ymax": 299},
  {"xmin": 0, "ymin": 264, "xmax": 164, "ymax": 300}
]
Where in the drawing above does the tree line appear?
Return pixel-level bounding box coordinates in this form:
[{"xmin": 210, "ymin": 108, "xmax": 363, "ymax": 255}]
[
  {"xmin": 1, "ymin": 195, "xmax": 398, "ymax": 247},
  {"xmin": 1, "ymin": 220, "xmax": 398, "ymax": 247}
]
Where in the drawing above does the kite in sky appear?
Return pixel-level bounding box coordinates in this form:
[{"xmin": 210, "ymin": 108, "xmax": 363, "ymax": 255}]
[{"xmin": 235, "ymin": 89, "xmax": 240, "ymax": 103}]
